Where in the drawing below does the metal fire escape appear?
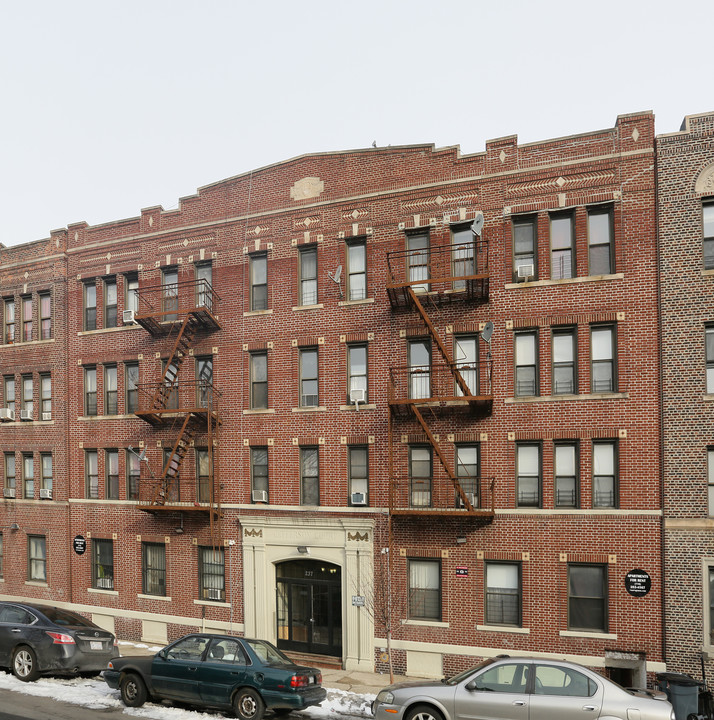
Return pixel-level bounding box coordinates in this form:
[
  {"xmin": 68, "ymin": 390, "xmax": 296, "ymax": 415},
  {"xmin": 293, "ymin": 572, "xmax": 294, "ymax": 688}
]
[
  {"xmin": 386, "ymin": 218, "xmax": 495, "ymax": 519},
  {"xmin": 132, "ymin": 277, "xmax": 222, "ymax": 527}
]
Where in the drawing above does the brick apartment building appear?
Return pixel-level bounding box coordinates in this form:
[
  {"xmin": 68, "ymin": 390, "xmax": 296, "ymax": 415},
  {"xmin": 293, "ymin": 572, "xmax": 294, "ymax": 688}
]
[
  {"xmin": 0, "ymin": 111, "xmax": 664, "ymax": 683},
  {"xmin": 658, "ymin": 110, "xmax": 714, "ymax": 678}
]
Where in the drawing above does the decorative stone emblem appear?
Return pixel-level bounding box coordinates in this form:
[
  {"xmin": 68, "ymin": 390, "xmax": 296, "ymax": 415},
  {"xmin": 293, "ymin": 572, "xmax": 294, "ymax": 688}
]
[
  {"xmin": 696, "ymin": 163, "xmax": 714, "ymax": 195},
  {"xmin": 348, "ymin": 532, "xmax": 369, "ymax": 542},
  {"xmin": 290, "ymin": 176, "xmax": 325, "ymax": 201}
]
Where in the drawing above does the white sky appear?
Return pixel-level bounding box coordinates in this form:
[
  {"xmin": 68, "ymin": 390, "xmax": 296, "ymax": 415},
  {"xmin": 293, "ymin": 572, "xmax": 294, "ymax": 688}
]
[{"xmin": 1, "ymin": 0, "xmax": 711, "ymax": 248}]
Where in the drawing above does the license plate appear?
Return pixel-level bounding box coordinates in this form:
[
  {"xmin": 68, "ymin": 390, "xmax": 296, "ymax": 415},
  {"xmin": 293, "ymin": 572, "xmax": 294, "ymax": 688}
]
[
  {"xmin": 309, "ymin": 676, "xmax": 315, "ymax": 684},
  {"xmin": 90, "ymin": 641, "xmax": 103, "ymax": 650}
]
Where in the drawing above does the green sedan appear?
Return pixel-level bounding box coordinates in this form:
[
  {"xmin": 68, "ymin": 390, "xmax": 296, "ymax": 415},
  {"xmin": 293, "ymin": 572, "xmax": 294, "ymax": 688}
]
[{"xmin": 103, "ymin": 633, "xmax": 327, "ymax": 719}]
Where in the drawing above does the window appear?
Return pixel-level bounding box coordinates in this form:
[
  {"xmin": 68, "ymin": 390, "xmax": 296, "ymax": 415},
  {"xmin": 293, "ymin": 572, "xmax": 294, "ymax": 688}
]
[
  {"xmin": 704, "ymin": 202, "xmax": 714, "ymax": 269},
  {"xmin": 162, "ymin": 267, "xmax": 178, "ymax": 321},
  {"xmin": 104, "ymin": 277, "xmax": 117, "ymax": 328},
  {"xmin": 4, "ymin": 376, "xmax": 15, "ymax": 415},
  {"xmin": 126, "ymin": 450, "xmax": 140, "ymax": 500},
  {"xmin": 513, "ymin": 216, "xmax": 536, "ymax": 281},
  {"xmin": 4, "ymin": 298, "xmax": 15, "ymax": 344},
  {"xmin": 196, "ymin": 448, "xmax": 210, "ymax": 503},
  {"xmin": 476, "ymin": 663, "xmax": 530, "ymax": 693},
  {"xmin": 451, "ymin": 224, "xmax": 475, "ymax": 290},
  {"xmin": 485, "ymin": 562, "xmax": 521, "ymax": 626},
  {"xmin": 300, "ymin": 447, "xmax": 319, "ymax": 505},
  {"xmin": 593, "ymin": 441, "xmax": 617, "ymax": 508},
  {"xmin": 517, "ymin": 443, "xmax": 540, "ymax": 507},
  {"xmin": 23, "ymin": 454, "xmax": 33, "ymax": 499},
  {"xmin": 125, "ymin": 362, "xmax": 139, "ymax": 414},
  {"xmin": 550, "ymin": 213, "xmax": 574, "ymax": 280},
  {"xmin": 104, "ymin": 365, "xmax": 117, "ymax": 415},
  {"xmin": 163, "ymin": 449, "xmax": 181, "ymax": 501},
  {"xmin": 195, "ymin": 356, "xmax": 213, "ymax": 408},
  {"xmin": 591, "ymin": 325, "xmax": 615, "ymax": 392},
  {"xmin": 195, "ymin": 262, "xmax": 213, "ymax": 310},
  {"xmin": 515, "ymin": 331, "xmax": 538, "ymax": 396},
  {"xmin": 299, "ymin": 348, "xmax": 318, "ymax": 407},
  {"xmin": 588, "ymin": 206, "xmax": 614, "ymax": 275},
  {"xmin": 408, "ymin": 339, "xmax": 431, "ymax": 400},
  {"xmin": 39, "ymin": 292, "xmax": 52, "ymax": 340},
  {"xmin": 251, "ymin": 447, "xmax": 268, "ymax": 501},
  {"xmin": 92, "ymin": 539, "xmax": 114, "ymax": 590},
  {"xmin": 162, "ymin": 359, "xmax": 179, "ymax": 410},
  {"xmin": 85, "ymin": 450, "xmax": 99, "ymax": 499},
  {"xmin": 84, "ymin": 281, "xmax": 97, "ymax": 331},
  {"xmin": 455, "ymin": 444, "xmax": 479, "ymax": 507},
  {"xmin": 455, "ymin": 335, "xmax": 478, "ymax": 396},
  {"xmin": 568, "ymin": 563, "xmax": 607, "ymax": 632},
  {"xmin": 125, "ymin": 273, "xmax": 139, "ymax": 316},
  {"xmin": 555, "ymin": 442, "xmax": 578, "ymax": 508},
  {"xmin": 0, "ymin": 534, "xmax": 3, "ymax": 578},
  {"xmin": 21, "ymin": 375, "xmax": 32, "ymax": 417},
  {"xmin": 533, "ymin": 665, "xmax": 596, "ymax": 697},
  {"xmin": 707, "ymin": 327, "xmax": 714, "ymax": 394},
  {"xmin": 346, "ymin": 240, "xmax": 367, "ymax": 300},
  {"xmin": 408, "ymin": 559, "xmax": 441, "ymax": 620},
  {"xmin": 40, "ymin": 374, "xmax": 51, "ymax": 419},
  {"xmin": 409, "ymin": 445, "xmax": 432, "ymax": 507},
  {"xmin": 347, "ymin": 344, "xmax": 368, "ymax": 404},
  {"xmin": 41, "ymin": 453, "xmax": 52, "ymax": 495},
  {"xmin": 84, "ymin": 367, "xmax": 97, "ymax": 415},
  {"xmin": 142, "ymin": 542, "xmax": 166, "ymax": 596},
  {"xmin": 349, "ymin": 446, "xmax": 368, "ymax": 505},
  {"xmin": 250, "ymin": 254, "xmax": 268, "ymax": 311},
  {"xmin": 28, "ymin": 535, "xmax": 47, "ymax": 582},
  {"xmin": 199, "ymin": 546, "xmax": 225, "ymax": 601},
  {"xmin": 4, "ymin": 453, "xmax": 15, "ymax": 493},
  {"xmin": 407, "ymin": 232, "xmax": 430, "ymax": 292},
  {"xmin": 552, "ymin": 328, "xmax": 576, "ymax": 394},
  {"xmin": 250, "ymin": 352, "xmax": 268, "ymax": 409},
  {"xmin": 106, "ymin": 450, "xmax": 119, "ymax": 499},
  {"xmin": 299, "ymin": 247, "xmax": 318, "ymax": 305},
  {"xmin": 21, "ymin": 295, "xmax": 32, "ymax": 342},
  {"xmin": 709, "ymin": 566, "xmax": 714, "ymax": 644},
  {"xmin": 709, "ymin": 449, "xmax": 714, "ymax": 516}
]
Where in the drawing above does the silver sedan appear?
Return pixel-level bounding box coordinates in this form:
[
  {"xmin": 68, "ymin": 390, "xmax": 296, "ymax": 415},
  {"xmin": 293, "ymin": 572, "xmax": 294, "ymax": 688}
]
[{"xmin": 372, "ymin": 656, "xmax": 675, "ymax": 720}]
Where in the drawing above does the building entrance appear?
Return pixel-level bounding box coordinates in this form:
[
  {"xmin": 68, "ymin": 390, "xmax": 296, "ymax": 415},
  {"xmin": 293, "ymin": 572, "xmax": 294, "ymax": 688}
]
[{"xmin": 276, "ymin": 559, "xmax": 342, "ymax": 657}]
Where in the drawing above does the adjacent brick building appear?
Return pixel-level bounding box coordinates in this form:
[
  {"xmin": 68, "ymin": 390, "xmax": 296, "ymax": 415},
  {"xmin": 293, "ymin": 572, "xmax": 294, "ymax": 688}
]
[{"xmin": 0, "ymin": 112, "xmax": 665, "ymax": 683}]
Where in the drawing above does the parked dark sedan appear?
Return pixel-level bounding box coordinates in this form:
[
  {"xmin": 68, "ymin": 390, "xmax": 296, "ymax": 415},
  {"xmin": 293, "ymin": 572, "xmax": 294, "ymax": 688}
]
[
  {"xmin": 0, "ymin": 601, "xmax": 117, "ymax": 681},
  {"xmin": 104, "ymin": 633, "xmax": 326, "ymax": 719}
]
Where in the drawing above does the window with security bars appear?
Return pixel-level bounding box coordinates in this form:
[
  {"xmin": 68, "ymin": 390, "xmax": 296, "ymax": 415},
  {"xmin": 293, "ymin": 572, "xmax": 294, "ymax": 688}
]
[
  {"xmin": 92, "ymin": 538, "xmax": 114, "ymax": 590},
  {"xmin": 485, "ymin": 562, "xmax": 521, "ymax": 626},
  {"xmin": 142, "ymin": 542, "xmax": 166, "ymax": 596},
  {"xmin": 550, "ymin": 213, "xmax": 574, "ymax": 280},
  {"xmin": 517, "ymin": 443, "xmax": 540, "ymax": 507},
  {"xmin": 199, "ymin": 546, "xmax": 225, "ymax": 601},
  {"xmin": 554, "ymin": 443, "xmax": 578, "ymax": 508},
  {"xmin": 28, "ymin": 535, "xmax": 46, "ymax": 582},
  {"xmin": 408, "ymin": 559, "xmax": 441, "ymax": 620},
  {"xmin": 552, "ymin": 329, "xmax": 576, "ymax": 394},
  {"xmin": 591, "ymin": 325, "xmax": 615, "ymax": 393},
  {"xmin": 568, "ymin": 563, "xmax": 607, "ymax": 632},
  {"xmin": 299, "ymin": 247, "xmax": 318, "ymax": 305},
  {"xmin": 250, "ymin": 254, "xmax": 268, "ymax": 310},
  {"xmin": 515, "ymin": 332, "xmax": 537, "ymax": 396},
  {"xmin": 704, "ymin": 202, "xmax": 714, "ymax": 269},
  {"xmin": 593, "ymin": 441, "xmax": 617, "ymax": 508}
]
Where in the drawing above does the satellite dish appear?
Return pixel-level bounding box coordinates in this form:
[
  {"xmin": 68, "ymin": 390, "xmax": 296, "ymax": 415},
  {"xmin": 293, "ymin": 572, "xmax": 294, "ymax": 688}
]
[
  {"xmin": 482, "ymin": 321, "xmax": 494, "ymax": 344},
  {"xmin": 332, "ymin": 265, "xmax": 342, "ymax": 283},
  {"xmin": 471, "ymin": 212, "xmax": 484, "ymax": 237}
]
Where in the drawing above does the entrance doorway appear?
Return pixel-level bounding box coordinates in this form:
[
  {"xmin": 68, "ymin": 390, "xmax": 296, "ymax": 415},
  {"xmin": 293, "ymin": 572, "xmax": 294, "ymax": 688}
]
[{"xmin": 276, "ymin": 559, "xmax": 342, "ymax": 657}]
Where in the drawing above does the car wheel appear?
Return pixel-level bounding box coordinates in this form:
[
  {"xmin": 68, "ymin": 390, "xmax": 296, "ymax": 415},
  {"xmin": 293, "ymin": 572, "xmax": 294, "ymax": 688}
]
[
  {"xmin": 12, "ymin": 645, "xmax": 39, "ymax": 682},
  {"xmin": 233, "ymin": 687, "xmax": 265, "ymax": 720},
  {"xmin": 405, "ymin": 705, "xmax": 445, "ymax": 720},
  {"xmin": 120, "ymin": 672, "xmax": 148, "ymax": 707}
]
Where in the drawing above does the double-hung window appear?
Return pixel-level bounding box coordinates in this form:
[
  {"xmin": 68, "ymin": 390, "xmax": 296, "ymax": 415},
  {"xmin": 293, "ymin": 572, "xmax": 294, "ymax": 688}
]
[
  {"xmin": 455, "ymin": 335, "xmax": 478, "ymax": 396},
  {"xmin": 39, "ymin": 292, "xmax": 52, "ymax": 339},
  {"xmin": 593, "ymin": 441, "xmax": 617, "ymax": 508},
  {"xmin": 196, "ymin": 356, "xmax": 213, "ymax": 408},
  {"xmin": 516, "ymin": 443, "xmax": 540, "ymax": 507},
  {"xmin": 92, "ymin": 539, "xmax": 114, "ymax": 590},
  {"xmin": 4, "ymin": 298, "xmax": 15, "ymax": 344},
  {"xmin": 568, "ymin": 563, "xmax": 607, "ymax": 632},
  {"xmin": 709, "ymin": 567, "xmax": 714, "ymax": 644},
  {"xmin": 485, "ymin": 562, "xmax": 521, "ymax": 626},
  {"xmin": 85, "ymin": 450, "xmax": 99, "ymax": 499},
  {"xmin": 408, "ymin": 559, "xmax": 441, "ymax": 620},
  {"xmin": 106, "ymin": 450, "xmax": 119, "ymax": 499},
  {"xmin": 588, "ymin": 206, "xmax": 614, "ymax": 275},
  {"xmin": 21, "ymin": 375, "xmax": 32, "ymax": 418},
  {"xmin": 515, "ymin": 331, "xmax": 538, "ymax": 396},
  {"xmin": 250, "ymin": 352, "xmax": 268, "ymax": 409},
  {"xmin": 704, "ymin": 201, "xmax": 714, "ymax": 269},
  {"xmin": 300, "ymin": 447, "xmax": 319, "ymax": 506},
  {"xmin": 4, "ymin": 376, "xmax": 15, "ymax": 414},
  {"xmin": 551, "ymin": 212, "xmax": 574, "ymax": 280},
  {"xmin": 199, "ymin": 546, "xmax": 225, "ymax": 601},
  {"xmin": 349, "ymin": 446, "xmax": 368, "ymax": 505},
  {"xmin": 125, "ymin": 273, "xmax": 139, "ymax": 317},
  {"xmin": 41, "ymin": 453, "xmax": 52, "ymax": 495},
  {"xmin": 195, "ymin": 262, "xmax": 213, "ymax": 311},
  {"xmin": 21, "ymin": 296, "xmax": 32, "ymax": 342},
  {"xmin": 455, "ymin": 444, "xmax": 479, "ymax": 507},
  {"xmin": 4, "ymin": 454, "xmax": 16, "ymax": 494},
  {"xmin": 23, "ymin": 454, "xmax": 34, "ymax": 499},
  {"xmin": 299, "ymin": 247, "xmax": 317, "ymax": 305},
  {"xmin": 707, "ymin": 326, "xmax": 714, "ymax": 394},
  {"xmin": 28, "ymin": 535, "xmax": 47, "ymax": 582},
  {"xmin": 125, "ymin": 362, "xmax": 139, "ymax": 414},
  {"xmin": 451, "ymin": 224, "xmax": 475, "ymax": 290},
  {"xmin": 104, "ymin": 365, "xmax": 117, "ymax": 415},
  {"xmin": 409, "ymin": 445, "xmax": 432, "ymax": 507},
  {"xmin": 346, "ymin": 240, "xmax": 367, "ymax": 300},
  {"xmin": 513, "ymin": 216, "xmax": 536, "ymax": 281},
  {"xmin": 406, "ymin": 232, "xmax": 429, "ymax": 292},
  {"xmin": 142, "ymin": 542, "xmax": 166, "ymax": 596},
  {"xmin": 251, "ymin": 447, "xmax": 268, "ymax": 502},
  {"xmin": 40, "ymin": 374, "xmax": 51, "ymax": 419},
  {"xmin": 552, "ymin": 328, "xmax": 576, "ymax": 394},
  {"xmin": 84, "ymin": 367, "xmax": 97, "ymax": 416},
  {"xmin": 591, "ymin": 325, "xmax": 616, "ymax": 392},
  {"xmin": 299, "ymin": 348, "xmax": 318, "ymax": 407},
  {"xmin": 196, "ymin": 448, "xmax": 210, "ymax": 503},
  {"xmin": 126, "ymin": 450, "xmax": 140, "ymax": 500},
  {"xmin": 104, "ymin": 277, "xmax": 117, "ymax": 328},
  {"xmin": 84, "ymin": 281, "xmax": 97, "ymax": 331},
  {"xmin": 163, "ymin": 449, "xmax": 181, "ymax": 501},
  {"xmin": 554, "ymin": 442, "xmax": 578, "ymax": 508},
  {"xmin": 162, "ymin": 267, "xmax": 178, "ymax": 321},
  {"xmin": 347, "ymin": 344, "xmax": 367, "ymax": 404},
  {"xmin": 250, "ymin": 254, "xmax": 268, "ymax": 311},
  {"xmin": 408, "ymin": 339, "xmax": 431, "ymax": 400},
  {"xmin": 708, "ymin": 448, "xmax": 714, "ymax": 516}
]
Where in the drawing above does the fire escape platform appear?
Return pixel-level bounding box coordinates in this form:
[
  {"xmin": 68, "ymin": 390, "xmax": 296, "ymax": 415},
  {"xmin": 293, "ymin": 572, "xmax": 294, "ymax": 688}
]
[
  {"xmin": 134, "ymin": 306, "xmax": 220, "ymax": 335},
  {"xmin": 134, "ymin": 407, "xmax": 221, "ymax": 428},
  {"xmin": 389, "ymin": 507, "xmax": 495, "ymax": 519},
  {"xmin": 388, "ymin": 396, "xmax": 493, "ymax": 418},
  {"xmin": 134, "ymin": 502, "xmax": 223, "ymax": 519},
  {"xmin": 386, "ymin": 277, "xmax": 489, "ymax": 310}
]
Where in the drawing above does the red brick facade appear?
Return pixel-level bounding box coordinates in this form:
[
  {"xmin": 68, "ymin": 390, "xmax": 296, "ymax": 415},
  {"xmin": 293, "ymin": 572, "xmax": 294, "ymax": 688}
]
[{"xmin": 0, "ymin": 112, "xmax": 664, "ymax": 681}]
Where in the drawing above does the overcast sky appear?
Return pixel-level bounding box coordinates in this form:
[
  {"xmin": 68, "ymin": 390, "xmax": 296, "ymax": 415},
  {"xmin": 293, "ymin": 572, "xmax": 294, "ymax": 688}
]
[{"xmin": 1, "ymin": 0, "xmax": 711, "ymax": 248}]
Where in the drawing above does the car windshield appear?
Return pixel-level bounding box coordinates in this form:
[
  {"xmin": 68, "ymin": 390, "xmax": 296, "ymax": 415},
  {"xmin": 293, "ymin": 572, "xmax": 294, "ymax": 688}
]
[
  {"xmin": 445, "ymin": 658, "xmax": 497, "ymax": 685},
  {"xmin": 40, "ymin": 607, "xmax": 96, "ymax": 627},
  {"xmin": 244, "ymin": 639, "xmax": 292, "ymax": 665}
]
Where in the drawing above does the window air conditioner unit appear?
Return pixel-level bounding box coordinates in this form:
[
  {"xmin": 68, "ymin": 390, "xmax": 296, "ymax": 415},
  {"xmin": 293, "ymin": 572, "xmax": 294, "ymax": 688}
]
[
  {"xmin": 39, "ymin": 488, "xmax": 52, "ymax": 499},
  {"xmin": 20, "ymin": 409, "xmax": 33, "ymax": 421},
  {"xmin": 123, "ymin": 310, "xmax": 136, "ymax": 324},
  {"xmin": 459, "ymin": 493, "xmax": 479, "ymax": 508},
  {"xmin": 3, "ymin": 488, "xmax": 16, "ymax": 498},
  {"xmin": 349, "ymin": 388, "xmax": 366, "ymax": 410},
  {"xmin": 351, "ymin": 492, "xmax": 367, "ymax": 506},
  {"xmin": 252, "ymin": 490, "xmax": 268, "ymax": 503},
  {"xmin": 41, "ymin": 412, "xmax": 52, "ymax": 421},
  {"xmin": 517, "ymin": 264, "xmax": 534, "ymax": 279},
  {"xmin": 207, "ymin": 588, "xmax": 222, "ymax": 601},
  {"xmin": 0, "ymin": 408, "xmax": 15, "ymax": 421}
]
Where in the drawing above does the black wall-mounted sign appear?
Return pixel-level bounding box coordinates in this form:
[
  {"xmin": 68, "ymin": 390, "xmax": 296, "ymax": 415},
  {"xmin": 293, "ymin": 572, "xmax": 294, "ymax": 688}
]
[
  {"xmin": 624, "ymin": 569, "xmax": 651, "ymax": 597},
  {"xmin": 73, "ymin": 535, "xmax": 87, "ymax": 555}
]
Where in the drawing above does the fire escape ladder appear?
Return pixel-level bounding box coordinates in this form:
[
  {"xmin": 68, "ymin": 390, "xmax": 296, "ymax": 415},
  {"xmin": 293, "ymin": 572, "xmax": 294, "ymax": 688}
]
[
  {"xmin": 151, "ymin": 414, "xmax": 198, "ymax": 505},
  {"xmin": 410, "ymin": 404, "xmax": 476, "ymax": 513}
]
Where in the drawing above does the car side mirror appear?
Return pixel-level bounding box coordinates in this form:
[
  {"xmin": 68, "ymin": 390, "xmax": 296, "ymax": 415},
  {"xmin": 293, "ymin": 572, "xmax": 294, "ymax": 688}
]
[
  {"xmin": 465, "ymin": 680, "xmax": 477, "ymax": 691},
  {"xmin": 157, "ymin": 649, "xmax": 167, "ymax": 660}
]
